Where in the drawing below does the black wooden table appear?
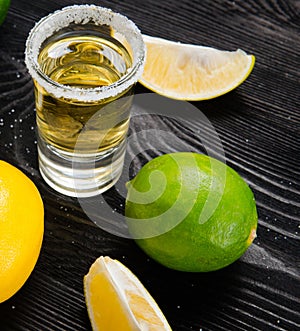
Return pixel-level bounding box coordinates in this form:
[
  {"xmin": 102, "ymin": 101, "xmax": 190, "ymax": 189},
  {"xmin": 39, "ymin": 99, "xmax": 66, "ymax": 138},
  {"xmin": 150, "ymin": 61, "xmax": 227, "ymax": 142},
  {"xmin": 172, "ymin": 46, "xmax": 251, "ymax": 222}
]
[{"xmin": 0, "ymin": 0, "xmax": 299, "ymax": 330}]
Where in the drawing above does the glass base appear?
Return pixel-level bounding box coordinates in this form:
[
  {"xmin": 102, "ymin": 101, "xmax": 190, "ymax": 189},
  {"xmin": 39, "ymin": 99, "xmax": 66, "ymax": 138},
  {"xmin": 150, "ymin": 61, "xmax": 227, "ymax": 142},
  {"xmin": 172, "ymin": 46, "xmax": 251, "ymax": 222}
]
[{"xmin": 38, "ymin": 138, "xmax": 126, "ymax": 198}]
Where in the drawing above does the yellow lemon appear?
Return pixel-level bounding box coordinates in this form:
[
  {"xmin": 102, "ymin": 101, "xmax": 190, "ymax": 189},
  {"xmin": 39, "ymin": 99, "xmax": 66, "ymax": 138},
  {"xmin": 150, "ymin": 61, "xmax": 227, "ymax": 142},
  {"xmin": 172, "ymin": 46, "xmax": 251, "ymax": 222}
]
[
  {"xmin": 140, "ymin": 35, "xmax": 255, "ymax": 100},
  {"xmin": 0, "ymin": 161, "xmax": 44, "ymax": 303},
  {"xmin": 84, "ymin": 256, "xmax": 172, "ymax": 331}
]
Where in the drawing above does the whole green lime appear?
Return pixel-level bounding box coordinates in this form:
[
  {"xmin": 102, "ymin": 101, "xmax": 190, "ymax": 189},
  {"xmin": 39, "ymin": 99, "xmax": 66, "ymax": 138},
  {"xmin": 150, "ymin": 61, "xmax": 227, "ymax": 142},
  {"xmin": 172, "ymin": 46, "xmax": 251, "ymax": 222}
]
[
  {"xmin": 0, "ymin": 0, "xmax": 10, "ymax": 26},
  {"xmin": 125, "ymin": 153, "xmax": 257, "ymax": 272}
]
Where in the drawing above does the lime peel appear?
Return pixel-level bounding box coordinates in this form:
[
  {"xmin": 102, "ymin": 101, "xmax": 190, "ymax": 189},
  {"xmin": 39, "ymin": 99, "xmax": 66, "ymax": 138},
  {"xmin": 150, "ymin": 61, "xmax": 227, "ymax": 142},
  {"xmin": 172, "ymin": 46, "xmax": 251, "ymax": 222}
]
[
  {"xmin": 0, "ymin": 0, "xmax": 10, "ymax": 26},
  {"xmin": 125, "ymin": 153, "xmax": 258, "ymax": 272}
]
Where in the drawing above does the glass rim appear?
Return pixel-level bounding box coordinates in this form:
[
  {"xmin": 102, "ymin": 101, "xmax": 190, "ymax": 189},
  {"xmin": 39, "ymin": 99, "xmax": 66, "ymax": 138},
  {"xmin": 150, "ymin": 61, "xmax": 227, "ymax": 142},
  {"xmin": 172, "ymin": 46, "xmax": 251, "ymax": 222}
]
[{"xmin": 24, "ymin": 4, "xmax": 146, "ymax": 102}]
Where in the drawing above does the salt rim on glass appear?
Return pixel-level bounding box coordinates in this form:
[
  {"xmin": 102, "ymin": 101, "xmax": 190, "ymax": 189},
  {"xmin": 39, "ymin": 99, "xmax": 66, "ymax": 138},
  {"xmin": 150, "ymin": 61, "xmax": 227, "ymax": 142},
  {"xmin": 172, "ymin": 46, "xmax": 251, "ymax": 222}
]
[{"xmin": 24, "ymin": 4, "xmax": 146, "ymax": 102}]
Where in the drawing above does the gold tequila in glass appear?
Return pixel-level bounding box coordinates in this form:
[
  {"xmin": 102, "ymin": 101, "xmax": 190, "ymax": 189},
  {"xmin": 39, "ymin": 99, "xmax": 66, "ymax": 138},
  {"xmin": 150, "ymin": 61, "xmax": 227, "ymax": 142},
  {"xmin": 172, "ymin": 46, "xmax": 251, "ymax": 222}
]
[{"xmin": 25, "ymin": 5, "xmax": 145, "ymax": 197}]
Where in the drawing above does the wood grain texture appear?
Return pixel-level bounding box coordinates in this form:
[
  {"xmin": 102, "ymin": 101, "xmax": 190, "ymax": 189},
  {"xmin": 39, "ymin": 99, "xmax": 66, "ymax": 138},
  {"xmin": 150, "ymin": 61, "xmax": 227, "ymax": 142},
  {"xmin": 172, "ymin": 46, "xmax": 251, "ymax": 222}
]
[{"xmin": 0, "ymin": 0, "xmax": 299, "ymax": 330}]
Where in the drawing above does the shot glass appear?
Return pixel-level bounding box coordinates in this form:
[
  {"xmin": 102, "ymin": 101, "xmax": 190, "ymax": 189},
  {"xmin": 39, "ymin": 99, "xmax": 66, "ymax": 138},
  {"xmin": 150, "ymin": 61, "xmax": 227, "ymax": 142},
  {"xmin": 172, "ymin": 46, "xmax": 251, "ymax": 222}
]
[{"xmin": 25, "ymin": 5, "xmax": 145, "ymax": 197}]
